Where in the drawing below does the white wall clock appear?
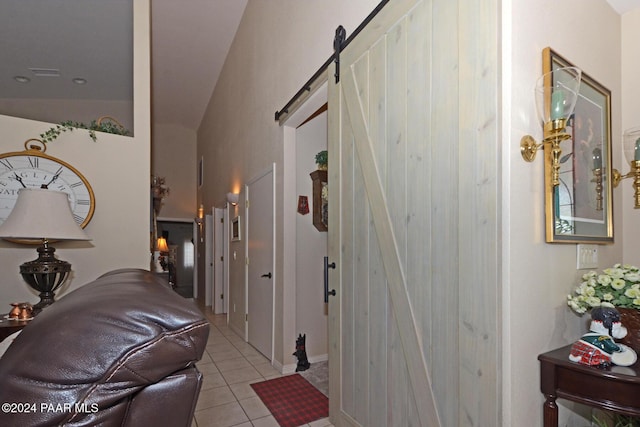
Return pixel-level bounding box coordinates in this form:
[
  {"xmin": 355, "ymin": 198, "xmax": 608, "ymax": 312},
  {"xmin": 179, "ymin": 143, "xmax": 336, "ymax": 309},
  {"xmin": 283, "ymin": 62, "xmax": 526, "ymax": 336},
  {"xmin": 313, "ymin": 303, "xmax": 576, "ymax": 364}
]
[{"xmin": 0, "ymin": 139, "xmax": 95, "ymax": 228}]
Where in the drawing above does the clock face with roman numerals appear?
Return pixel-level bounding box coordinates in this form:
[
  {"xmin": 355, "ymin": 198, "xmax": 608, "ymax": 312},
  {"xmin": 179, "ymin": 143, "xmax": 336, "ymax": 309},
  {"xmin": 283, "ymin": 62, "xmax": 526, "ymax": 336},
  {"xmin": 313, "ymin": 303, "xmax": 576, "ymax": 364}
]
[{"xmin": 0, "ymin": 150, "xmax": 95, "ymax": 228}]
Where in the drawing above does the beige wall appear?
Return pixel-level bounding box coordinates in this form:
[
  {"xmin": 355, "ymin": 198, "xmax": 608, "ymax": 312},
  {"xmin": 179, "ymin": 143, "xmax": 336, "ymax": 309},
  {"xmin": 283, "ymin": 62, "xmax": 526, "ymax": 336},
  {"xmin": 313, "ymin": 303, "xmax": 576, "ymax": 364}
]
[
  {"xmin": 0, "ymin": 99, "xmax": 133, "ymax": 133},
  {"xmin": 0, "ymin": 0, "xmax": 150, "ymax": 305},
  {"xmin": 152, "ymin": 122, "xmax": 197, "ymax": 220},
  {"xmin": 506, "ymin": 0, "xmax": 626, "ymax": 425},
  {"xmin": 622, "ymin": 8, "xmax": 640, "ymax": 265},
  {"xmin": 197, "ymin": 0, "xmax": 379, "ymax": 366}
]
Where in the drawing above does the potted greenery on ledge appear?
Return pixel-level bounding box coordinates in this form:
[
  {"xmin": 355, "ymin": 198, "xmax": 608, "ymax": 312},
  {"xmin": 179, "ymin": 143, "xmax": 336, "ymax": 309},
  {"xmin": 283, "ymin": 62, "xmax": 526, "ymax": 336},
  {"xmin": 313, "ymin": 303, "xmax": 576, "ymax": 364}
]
[
  {"xmin": 315, "ymin": 150, "xmax": 328, "ymax": 171},
  {"xmin": 40, "ymin": 117, "xmax": 131, "ymax": 143}
]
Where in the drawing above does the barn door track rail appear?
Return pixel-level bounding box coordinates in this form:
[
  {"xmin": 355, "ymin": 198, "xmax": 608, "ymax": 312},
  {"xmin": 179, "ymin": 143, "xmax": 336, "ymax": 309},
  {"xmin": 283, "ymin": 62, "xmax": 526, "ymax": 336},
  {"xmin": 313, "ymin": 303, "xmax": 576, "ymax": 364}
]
[{"xmin": 274, "ymin": 0, "xmax": 390, "ymax": 123}]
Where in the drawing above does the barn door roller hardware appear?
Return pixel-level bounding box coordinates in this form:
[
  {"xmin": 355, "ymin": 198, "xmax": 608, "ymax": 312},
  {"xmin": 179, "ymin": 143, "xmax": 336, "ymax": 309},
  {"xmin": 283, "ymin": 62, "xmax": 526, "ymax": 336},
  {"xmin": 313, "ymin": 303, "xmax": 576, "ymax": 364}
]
[
  {"xmin": 333, "ymin": 26, "xmax": 346, "ymax": 83},
  {"xmin": 274, "ymin": 0, "xmax": 390, "ymax": 123}
]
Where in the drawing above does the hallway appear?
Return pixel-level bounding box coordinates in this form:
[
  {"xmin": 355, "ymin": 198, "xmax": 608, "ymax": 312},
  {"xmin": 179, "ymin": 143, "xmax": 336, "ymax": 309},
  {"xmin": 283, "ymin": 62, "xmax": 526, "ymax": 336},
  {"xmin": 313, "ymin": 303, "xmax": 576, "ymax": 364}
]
[{"xmin": 193, "ymin": 311, "xmax": 332, "ymax": 427}]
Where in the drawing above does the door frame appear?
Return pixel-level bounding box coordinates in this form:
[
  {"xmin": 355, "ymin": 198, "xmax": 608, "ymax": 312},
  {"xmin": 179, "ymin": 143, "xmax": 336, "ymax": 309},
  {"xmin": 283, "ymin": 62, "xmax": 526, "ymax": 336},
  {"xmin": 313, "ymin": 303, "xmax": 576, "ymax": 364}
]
[
  {"xmin": 205, "ymin": 213, "xmax": 214, "ymax": 306},
  {"xmin": 281, "ymin": 80, "xmax": 328, "ymax": 372},
  {"xmin": 156, "ymin": 216, "xmax": 198, "ymax": 297}
]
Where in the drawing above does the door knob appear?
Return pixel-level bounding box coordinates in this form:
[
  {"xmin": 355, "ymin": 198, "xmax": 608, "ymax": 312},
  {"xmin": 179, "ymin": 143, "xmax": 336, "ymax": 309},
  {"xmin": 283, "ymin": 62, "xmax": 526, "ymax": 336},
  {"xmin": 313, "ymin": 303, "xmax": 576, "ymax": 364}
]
[{"xmin": 261, "ymin": 272, "xmax": 272, "ymax": 279}]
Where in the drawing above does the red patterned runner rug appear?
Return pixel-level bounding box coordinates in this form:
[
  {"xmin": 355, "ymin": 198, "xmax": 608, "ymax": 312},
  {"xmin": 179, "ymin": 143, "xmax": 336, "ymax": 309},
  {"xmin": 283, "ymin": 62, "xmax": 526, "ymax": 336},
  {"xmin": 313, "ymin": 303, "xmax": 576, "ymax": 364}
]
[{"xmin": 250, "ymin": 374, "xmax": 328, "ymax": 427}]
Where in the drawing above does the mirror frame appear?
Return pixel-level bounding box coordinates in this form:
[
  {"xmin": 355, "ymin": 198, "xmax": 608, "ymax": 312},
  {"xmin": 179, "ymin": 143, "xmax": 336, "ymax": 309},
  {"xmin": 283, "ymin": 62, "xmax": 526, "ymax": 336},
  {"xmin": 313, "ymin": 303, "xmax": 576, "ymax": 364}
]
[{"xmin": 543, "ymin": 47, "xmax": 614, "ymax": 244}]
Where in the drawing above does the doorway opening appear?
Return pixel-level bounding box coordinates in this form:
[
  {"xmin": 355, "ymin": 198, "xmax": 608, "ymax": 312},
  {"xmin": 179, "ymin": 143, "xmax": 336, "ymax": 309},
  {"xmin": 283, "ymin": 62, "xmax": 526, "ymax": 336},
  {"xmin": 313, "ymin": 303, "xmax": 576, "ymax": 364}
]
[
  {"xmin": 294, "ymin": 106, "xmax": 328, "ymax": 362},
  {"xmin": 157, "ymin": 220, "xmax": 195, "ymax": 298},
  {"xmin": 282, "ymin": 80, "xmax": 329, "ymax": 378}
]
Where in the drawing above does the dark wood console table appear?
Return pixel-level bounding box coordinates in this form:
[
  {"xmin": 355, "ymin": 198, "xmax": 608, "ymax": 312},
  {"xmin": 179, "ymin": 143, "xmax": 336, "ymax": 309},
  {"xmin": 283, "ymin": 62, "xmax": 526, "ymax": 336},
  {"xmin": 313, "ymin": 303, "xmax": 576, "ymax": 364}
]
[
  {"xmin": 0, "ymin": 316, "xmax": 30, "ymax": 342},
  {"xmin": 538, "ymin": 345, "xmax": 640, "ymax": 427}
]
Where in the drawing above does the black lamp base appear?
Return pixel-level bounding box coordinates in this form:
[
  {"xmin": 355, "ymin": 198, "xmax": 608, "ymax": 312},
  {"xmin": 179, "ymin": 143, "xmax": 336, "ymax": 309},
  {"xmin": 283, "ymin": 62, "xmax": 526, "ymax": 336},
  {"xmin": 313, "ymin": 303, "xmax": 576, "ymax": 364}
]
[{"xmin": 19, "ymin": 242, "xmax": 71, "ymax": 314}]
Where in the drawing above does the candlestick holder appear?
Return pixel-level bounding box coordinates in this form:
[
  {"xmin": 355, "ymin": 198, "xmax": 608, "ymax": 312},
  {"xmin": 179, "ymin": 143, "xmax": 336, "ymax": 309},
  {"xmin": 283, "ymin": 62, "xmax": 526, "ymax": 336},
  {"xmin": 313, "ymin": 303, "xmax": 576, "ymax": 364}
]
[
  {"xmin": 591, "ymin": 147, "xmax": 603, "ymax": 211},
  {"xmin": 593, "ymin": 168, "xmax": 603, "ymax": 211}
]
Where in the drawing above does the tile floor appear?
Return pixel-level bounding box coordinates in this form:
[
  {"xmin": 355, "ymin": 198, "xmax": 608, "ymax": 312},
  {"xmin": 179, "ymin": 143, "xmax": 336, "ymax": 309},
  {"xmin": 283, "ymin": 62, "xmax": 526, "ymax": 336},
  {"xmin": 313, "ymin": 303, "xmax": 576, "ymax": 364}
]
[{"xmin": 193, "ymin": 310, "xmax": 333, "ymax": 427}]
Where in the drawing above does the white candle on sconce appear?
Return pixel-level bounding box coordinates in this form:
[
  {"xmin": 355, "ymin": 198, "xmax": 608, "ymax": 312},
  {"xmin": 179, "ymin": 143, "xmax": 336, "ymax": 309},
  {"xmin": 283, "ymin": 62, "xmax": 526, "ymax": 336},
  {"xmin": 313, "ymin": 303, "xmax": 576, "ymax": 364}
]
[{"xmin": 550, "ymin": 90, "xmax": 565, "ymax": 121}]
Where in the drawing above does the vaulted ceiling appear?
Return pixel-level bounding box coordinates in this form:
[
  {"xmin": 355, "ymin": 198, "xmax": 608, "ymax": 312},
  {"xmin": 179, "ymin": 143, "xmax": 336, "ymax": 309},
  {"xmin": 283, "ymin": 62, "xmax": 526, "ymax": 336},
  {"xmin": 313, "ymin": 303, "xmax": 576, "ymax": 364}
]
[
  {"xmin": 0, "ymin": 0, "xmax": 247, "ymax": 132},
  {"xmin": 0, "ymin": 0, "xmax": 635, "ymax": 134}
]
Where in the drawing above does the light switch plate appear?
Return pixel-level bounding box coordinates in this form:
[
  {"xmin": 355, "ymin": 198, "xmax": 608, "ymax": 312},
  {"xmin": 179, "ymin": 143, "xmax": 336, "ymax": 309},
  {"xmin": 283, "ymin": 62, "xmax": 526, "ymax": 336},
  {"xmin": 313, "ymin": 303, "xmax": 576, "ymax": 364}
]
[{"xmin": 577, "ymin": 244, "xmax": 598, "ymax": 270}]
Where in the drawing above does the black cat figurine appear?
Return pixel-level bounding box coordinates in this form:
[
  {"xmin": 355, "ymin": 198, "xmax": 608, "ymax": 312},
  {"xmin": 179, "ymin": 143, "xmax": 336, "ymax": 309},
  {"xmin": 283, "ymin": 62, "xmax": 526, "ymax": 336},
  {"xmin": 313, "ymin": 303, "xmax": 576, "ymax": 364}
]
[{"xmin": 293, "ymin": 333, "xmax": 311, "ymax": 372}]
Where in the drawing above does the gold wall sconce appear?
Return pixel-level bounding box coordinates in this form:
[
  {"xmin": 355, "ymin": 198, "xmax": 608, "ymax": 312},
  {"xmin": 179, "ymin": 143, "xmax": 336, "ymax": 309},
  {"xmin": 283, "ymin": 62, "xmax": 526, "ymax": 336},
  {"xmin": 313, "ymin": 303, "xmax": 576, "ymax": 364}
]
[
  {"xmin": 534, "ymin": 47, "xmax": 613, "ymax": 244},
  {"xmin": 613, "ymin": 127, "xmax": 640, "ymax": 208},
  {"xmin": 520, "ymin": 66, "xmax": 582, "ymax": 187}
]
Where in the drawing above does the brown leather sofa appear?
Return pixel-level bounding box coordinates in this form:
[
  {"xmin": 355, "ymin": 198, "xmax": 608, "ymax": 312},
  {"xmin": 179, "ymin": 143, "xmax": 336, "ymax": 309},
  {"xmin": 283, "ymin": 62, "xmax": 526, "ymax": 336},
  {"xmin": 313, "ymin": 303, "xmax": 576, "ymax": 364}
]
[{"xmin": 0, "ymin": 268, "xmax": 209, "ymax": 426}]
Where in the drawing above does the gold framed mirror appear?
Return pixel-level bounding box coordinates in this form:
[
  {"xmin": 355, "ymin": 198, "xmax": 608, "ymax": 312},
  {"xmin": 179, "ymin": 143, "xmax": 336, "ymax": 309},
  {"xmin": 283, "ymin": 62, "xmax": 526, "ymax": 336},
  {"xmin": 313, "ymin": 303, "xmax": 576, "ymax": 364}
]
[{"xmin": 543, "ymin": 47, "xmax": 613, "ymax": 243}]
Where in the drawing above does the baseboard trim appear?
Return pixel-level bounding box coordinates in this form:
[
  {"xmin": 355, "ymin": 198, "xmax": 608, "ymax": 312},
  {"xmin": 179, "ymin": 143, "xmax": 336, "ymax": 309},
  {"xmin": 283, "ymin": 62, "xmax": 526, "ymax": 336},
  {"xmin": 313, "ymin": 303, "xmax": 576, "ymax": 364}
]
[
  {"xmin": 228, "ymin": 322, "xmax": 245, "ymax": 341},
  {"xmin": 281, "ymin": 353, "xmax": 328, "ymax": 375}
]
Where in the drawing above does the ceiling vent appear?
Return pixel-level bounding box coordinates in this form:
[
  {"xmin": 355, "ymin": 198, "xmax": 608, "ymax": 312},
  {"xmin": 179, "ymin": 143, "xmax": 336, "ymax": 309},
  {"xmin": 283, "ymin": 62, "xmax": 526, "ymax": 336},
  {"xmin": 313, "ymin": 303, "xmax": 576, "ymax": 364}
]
[{"xmin": 29, "ymin": 68, "xmax": 61, "ymax": 77}]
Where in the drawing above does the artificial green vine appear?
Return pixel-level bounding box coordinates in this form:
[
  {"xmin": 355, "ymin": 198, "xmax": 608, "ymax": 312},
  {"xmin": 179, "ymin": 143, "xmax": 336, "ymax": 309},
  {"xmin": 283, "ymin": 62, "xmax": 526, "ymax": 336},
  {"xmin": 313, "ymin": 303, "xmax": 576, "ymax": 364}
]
[{"xmin": 40, "ymin": 118, "xmax": 131, "ymax": 143}]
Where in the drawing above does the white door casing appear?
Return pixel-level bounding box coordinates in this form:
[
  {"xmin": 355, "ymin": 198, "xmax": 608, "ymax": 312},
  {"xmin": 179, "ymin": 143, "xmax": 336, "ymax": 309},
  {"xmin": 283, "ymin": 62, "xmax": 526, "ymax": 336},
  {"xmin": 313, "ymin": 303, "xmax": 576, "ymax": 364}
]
[
  {"xmin": 205, "ymin": 213, "xmax": 214, "ymax": 307},
  {"xmin": 213, "ymin": 207, "xmax": 225, "ymax": 314},
  {"xmin": 295, "ymin": 110, "xmax": 329, "ymax": 361}
]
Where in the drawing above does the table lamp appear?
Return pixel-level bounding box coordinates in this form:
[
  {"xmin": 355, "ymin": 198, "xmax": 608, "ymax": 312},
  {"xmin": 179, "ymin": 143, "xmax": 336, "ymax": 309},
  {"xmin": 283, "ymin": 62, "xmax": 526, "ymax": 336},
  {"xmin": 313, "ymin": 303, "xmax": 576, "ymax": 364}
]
[
  {"xmin": 0, "ymin": 188, "xmax": 90, "ymax": 313},
  {"xmin": 156, "ymin": 236, "xmax": 169, "ymax": 271}
]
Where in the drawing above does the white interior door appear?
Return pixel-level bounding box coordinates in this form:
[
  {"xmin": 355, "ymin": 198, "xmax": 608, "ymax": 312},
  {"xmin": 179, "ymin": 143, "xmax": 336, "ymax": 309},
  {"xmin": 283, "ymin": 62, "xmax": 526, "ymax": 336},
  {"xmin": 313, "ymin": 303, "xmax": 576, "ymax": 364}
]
[
  {"xmin": 213, "ymin": 207, "xmax": 225, "ymax": 314},
  {"xmin": 246, "ymin": 165, "xmax": 275, "ymax": 360},
  {"xmin": 192, "ymin": 221, "xmax": 199, "ymax": 299}
]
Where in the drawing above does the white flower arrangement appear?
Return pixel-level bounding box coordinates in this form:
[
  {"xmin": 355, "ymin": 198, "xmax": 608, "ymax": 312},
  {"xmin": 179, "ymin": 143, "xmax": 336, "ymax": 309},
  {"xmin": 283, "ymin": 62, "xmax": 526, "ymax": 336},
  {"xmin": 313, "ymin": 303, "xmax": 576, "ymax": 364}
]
[{"xmin": 567, "ymin": 264, "xmax": 640, "ymax": 314}]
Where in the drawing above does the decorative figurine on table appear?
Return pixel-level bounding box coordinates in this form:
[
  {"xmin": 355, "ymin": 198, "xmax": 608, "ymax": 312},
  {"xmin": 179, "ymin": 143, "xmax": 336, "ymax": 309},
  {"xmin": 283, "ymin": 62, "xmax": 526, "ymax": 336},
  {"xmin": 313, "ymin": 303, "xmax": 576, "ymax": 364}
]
[
  {"xmin": 569, "ymin": 306, "xmax": 637, "ymax": 367},
  {"xmin": 8, "ymin": 303, "xmax": 33, "ymax": 320}
]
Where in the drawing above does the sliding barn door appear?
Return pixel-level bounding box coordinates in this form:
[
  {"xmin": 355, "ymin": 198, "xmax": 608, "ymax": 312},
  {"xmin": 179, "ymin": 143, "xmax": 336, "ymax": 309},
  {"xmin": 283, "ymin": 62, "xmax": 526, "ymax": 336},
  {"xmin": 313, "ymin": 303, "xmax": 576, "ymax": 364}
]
[{"xmin": 327, "ymin": 0, "xmax": 500, "ymax": 426}]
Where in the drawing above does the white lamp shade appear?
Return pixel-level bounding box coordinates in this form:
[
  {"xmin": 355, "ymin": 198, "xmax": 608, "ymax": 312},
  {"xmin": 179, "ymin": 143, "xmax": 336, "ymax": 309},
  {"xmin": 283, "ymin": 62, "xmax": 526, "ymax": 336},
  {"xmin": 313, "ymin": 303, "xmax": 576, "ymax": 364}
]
[
  {"xmin": 534, "ymin": 66, "xmax": 582, "ymax": 125},
  {"xmin": 623, "ymin": 126, "xmax": 640, "ymax": 164},
  {"xmin": 0, "ymin": 188, "xmax": 90, "ymax": 241}
]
